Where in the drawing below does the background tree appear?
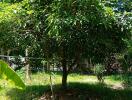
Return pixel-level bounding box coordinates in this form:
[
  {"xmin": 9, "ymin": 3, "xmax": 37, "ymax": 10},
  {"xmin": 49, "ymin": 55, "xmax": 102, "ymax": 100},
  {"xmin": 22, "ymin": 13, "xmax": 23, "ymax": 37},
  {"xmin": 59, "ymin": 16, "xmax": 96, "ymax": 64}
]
[{"xmin": 0, "ymin": 2, "xmax": 22, "ymax": 57}]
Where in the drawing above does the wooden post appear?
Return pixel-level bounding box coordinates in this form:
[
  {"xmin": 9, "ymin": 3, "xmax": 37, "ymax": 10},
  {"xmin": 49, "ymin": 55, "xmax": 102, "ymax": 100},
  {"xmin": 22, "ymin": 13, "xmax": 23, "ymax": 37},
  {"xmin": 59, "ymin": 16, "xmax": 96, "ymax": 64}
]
[{"xmin": 25, "ymin": 48, "xmax": 30, "ymax": 80}]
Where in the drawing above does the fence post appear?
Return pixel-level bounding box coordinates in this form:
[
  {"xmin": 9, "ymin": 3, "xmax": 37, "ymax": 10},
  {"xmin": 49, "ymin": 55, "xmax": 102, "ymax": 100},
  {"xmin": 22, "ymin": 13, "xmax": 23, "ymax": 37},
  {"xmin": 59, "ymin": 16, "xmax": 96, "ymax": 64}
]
[{"xmin": 25, "ymin": 48, "xmax": 30, "ymax": 81}]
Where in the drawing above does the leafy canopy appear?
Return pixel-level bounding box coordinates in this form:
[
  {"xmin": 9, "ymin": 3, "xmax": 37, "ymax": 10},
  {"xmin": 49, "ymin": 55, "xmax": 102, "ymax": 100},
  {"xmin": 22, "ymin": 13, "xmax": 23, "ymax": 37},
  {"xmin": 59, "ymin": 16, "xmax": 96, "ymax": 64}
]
[{"xmin": 45, "ymin": 0, "xmax": 129, "ymax": 63}]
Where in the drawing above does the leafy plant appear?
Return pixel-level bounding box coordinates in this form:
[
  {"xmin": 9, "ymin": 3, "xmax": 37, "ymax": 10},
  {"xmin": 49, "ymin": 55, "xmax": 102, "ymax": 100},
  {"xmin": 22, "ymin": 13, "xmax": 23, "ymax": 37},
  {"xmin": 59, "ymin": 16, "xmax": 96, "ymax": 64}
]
[
  {"xmin": 94, "ymin": 64, "xmax": 105, "ymax": 83},
  {"xmin": 0, "ymin": 60, "xmax": 25, "ymax": 89}
]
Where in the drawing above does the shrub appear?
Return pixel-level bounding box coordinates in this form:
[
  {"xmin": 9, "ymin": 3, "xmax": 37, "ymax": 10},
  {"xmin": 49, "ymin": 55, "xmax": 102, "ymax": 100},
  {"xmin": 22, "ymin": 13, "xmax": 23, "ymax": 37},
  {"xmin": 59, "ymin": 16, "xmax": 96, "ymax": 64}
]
[{"xmin": 94, "ymin": 64, "xmax": 105, "ymax": 83}]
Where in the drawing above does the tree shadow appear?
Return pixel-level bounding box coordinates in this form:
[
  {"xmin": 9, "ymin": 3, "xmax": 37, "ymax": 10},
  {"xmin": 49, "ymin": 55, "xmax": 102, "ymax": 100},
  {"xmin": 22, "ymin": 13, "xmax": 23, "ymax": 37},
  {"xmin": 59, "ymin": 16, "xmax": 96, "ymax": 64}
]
[
  {"xmin": 6, "ymin": 82, "xmax": 132, "ymax": 100},
  {"xmin": 67, "ymin": 82, "xmax": 132, "ymax": 100},
  {"xmin": 6, "ymin": 85, "xmax": 51, "ymax": 100}
]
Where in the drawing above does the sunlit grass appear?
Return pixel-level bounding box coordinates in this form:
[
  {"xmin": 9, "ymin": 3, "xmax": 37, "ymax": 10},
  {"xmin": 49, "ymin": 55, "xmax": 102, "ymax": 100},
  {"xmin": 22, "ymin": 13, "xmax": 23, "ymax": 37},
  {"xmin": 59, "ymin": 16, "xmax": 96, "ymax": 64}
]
[
  {"xmin": 0, "ymin": 71, "xmax": 132, "ymax": 100},
  {"xmin": 17, "ymin": 72, "xmax": 127, "ymax": 88}
]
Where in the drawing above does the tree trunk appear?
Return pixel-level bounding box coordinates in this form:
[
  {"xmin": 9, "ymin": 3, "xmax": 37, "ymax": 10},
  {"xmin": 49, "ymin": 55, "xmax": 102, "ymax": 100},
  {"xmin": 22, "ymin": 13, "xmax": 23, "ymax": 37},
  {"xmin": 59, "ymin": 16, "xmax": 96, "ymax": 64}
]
[
  {"xmin": 62, "ymin": 58, "xmax": 68, "ymax": 89},
  {"xmin": 61, "ymin": 41, "xmax": 68, "ymax": 89}
]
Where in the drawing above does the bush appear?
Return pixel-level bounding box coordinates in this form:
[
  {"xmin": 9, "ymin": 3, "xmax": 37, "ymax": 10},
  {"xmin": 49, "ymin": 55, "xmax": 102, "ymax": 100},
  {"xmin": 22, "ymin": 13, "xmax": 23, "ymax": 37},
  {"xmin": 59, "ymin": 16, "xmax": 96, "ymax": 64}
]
[{"xmin": 94, "ymin": 64, "xmax": 105, "ymax": 83}]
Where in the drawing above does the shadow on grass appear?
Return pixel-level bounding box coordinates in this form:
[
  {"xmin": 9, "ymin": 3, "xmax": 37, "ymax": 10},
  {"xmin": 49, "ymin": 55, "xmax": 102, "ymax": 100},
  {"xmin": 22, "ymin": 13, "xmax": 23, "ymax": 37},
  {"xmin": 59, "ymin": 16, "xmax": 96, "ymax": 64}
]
[
  {"xmin": 68, "ymin": 83, "xmax": 132, "ymax": 100},
  {"xmin": 6, "ymin": 82, "xmax": 132, "ymax": 100},
  {"xmin": 6, "ymin": 85, "xmax": 51, "ymax": 100}
]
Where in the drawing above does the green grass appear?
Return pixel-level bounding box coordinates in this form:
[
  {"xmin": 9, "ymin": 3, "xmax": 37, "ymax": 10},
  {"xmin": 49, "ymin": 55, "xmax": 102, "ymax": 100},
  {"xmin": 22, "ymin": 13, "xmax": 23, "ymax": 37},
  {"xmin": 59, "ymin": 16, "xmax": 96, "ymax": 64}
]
[{"xmin": 0, "ymin": 71, "xmax": 132, "ymax": 100}]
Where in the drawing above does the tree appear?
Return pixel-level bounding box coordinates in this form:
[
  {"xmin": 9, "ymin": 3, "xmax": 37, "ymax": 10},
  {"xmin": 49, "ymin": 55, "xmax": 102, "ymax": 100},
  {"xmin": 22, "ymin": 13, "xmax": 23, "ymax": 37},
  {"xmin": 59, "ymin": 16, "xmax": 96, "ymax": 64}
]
[
  {"xmin": 0, "ymin": 2, "xmax": 22, "ymax": 57},
  {"xmin": 0, "ymin": 1, "xmax": 37, "ymax": 78},
  {"xmin": 0, "ymin": 0, "xmax": 130, "ymax": 89},
  {"xmin": 104, "ymin": 0, "xmax": 132, "ymax": 72},
  {"xmin": 45, "ymin": 0, "xmax": 130, "ymax": 89},
  {"xmin": 103, "ymin": 0, "xmax": 132, "ymax": 12}
]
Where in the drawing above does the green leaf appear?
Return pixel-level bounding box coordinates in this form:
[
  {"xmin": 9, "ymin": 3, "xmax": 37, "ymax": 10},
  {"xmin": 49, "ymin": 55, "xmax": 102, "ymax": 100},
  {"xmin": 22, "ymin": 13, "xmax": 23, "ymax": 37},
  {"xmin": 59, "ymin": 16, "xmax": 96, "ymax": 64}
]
[{"xmin": 0, "ymin": 60, "xmax": 25, "ymax": 89}]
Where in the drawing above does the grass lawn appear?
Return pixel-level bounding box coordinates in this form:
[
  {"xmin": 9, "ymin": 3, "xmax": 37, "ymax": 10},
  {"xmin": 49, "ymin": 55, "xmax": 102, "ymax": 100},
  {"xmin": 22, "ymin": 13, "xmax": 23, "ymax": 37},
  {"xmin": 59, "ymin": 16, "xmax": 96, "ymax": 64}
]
[{"xmin": 0, "ymin": 71, "xmax": 132, "ymax": 100}]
